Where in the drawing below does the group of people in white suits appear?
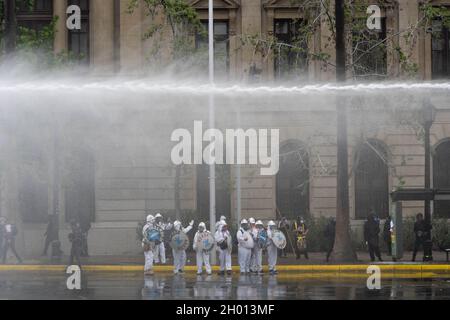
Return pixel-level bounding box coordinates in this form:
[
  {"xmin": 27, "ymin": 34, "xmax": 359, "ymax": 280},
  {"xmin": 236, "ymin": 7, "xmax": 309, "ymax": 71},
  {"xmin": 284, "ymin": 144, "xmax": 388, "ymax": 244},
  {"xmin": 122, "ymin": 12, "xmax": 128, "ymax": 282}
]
[
  {"xmin": 142, "ymin": 214, "xmax": 279, "ymax": 276},
  {"xmin": 142, "ymin": 213, "xmax": 193, "ymax": 276},
  {"xmin": 237, "ymin": 218, "xmax": 279, "ymax": 275}
]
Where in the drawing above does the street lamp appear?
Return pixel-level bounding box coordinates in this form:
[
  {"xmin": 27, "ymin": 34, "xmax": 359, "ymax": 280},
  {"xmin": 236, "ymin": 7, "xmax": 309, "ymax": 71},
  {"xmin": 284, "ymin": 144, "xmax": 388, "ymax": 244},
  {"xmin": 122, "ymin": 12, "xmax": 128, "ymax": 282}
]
[{"xmin": 422, "ymin": 97, "xmax": 436, "ymax": 261}]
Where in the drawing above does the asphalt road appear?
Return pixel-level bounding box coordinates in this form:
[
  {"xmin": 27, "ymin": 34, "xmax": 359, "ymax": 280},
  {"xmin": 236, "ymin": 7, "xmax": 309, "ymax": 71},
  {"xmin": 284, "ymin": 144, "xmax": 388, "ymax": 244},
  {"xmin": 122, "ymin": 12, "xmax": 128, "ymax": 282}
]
[{"xmin": 0, "ymin": 271, "xmax": 449, "ymax": 300}]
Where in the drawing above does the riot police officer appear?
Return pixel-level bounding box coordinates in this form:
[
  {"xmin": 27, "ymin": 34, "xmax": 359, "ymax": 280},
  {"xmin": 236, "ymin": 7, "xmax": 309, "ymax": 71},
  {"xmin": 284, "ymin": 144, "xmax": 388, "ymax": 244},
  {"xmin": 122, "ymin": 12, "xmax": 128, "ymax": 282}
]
[
  {"xmin": 364, "ymin": 212, "xmax": 383, "ymax": 262},
  {"xmin": 68, "ymin": 220, "xmax": 83, "ymax": 266},
  {"xmin": 412, "ymin": 213, "xmax": 431, "ymax": 262}
]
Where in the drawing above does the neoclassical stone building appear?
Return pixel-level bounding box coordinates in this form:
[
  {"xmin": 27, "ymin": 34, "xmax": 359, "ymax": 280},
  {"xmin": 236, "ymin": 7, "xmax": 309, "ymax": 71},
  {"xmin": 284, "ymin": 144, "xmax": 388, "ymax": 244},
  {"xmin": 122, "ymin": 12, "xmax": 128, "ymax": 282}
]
[{"xmin": 2, "ymin": 0, "xmax": 450, "ymax": 255}]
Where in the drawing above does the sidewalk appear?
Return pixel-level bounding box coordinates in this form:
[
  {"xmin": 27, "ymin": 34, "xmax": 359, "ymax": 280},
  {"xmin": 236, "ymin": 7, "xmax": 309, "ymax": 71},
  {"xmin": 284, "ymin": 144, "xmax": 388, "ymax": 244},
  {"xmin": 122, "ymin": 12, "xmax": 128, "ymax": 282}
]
[{"xmin": 0, "ymin": 251, "xmax": 448, "ymax": 270}]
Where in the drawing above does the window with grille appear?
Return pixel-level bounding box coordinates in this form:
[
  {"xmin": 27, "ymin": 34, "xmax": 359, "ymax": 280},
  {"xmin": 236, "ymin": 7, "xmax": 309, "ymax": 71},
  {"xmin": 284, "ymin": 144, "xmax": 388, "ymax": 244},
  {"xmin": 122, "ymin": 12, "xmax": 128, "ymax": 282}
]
[
  {"xmin": 68, "ymin": 0, "xmax": 90, "ymax": 64},
  {"xmin": 16, "ymin": 0, "xmax": 53, "ymax": 31},
  {"xmin": 274, "ymin": 19, "xmax": 308, "ymax": 81},
  {"xmin": 432, "ymin": 18, "xmax": 450, "ymax": 79},
  {"xmin": 352, "ymin": 17, "xmax": 387, "ymax": 80},
  {"xmin": 196, "ymin": 20, "xmax": 229, "ymax": 79}
]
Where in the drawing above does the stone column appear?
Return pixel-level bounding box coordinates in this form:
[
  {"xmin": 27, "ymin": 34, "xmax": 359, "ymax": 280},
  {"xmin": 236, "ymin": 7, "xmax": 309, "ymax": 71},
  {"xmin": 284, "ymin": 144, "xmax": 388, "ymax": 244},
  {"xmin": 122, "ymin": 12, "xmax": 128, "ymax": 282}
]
[
  {"xmin": 53, "ymin": 0, "xmax": 68, "ymax": 54},
  {"xmin": 398, "ymin": 0, "xmax": 420, "ymax": 78},
  {"xmin": 119, "ymin": 0, "xmax": 143, "ymax": 74},
  {"xmin": 265, "ymin": 8, "xmax": 275, "ymax": 81},
  {"xmin": 91, "ymin": 0, "xmax": 115, "ymax": 75},
  {"xmin": 228, "ymin": 9, "xmax": 238, "ymax": 81},
  {"xmin": 240, "ymin": 0, "xmax": 262, "ymax": 82},
  {"xmin": 319, "ymin": 0, "xmax": 336, "ymax": 81}
]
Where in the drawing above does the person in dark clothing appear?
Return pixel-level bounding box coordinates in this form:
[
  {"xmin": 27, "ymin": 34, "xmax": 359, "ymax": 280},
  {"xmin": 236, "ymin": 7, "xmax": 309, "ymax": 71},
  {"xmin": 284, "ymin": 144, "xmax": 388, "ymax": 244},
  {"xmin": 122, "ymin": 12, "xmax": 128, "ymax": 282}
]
[
  {"xmin": 42, "ymin": 215, "xmax": 59, "ymax": 256},
  {"xmin": 68, "ymin": 220, "xmax": 83, "ymax": 266},
  {"xmin": 2, "ymin": 220, "xmax": 23, "ymax": 264},
  {"xmin": 412, "ymin": 213, "xmax": 432, "ymax": 262},
  {"xmin": 79, "ymin": 216, "xmax": 91, "ymax": 257},
  {"xmin": 364, "ymin": 212, "xmax": 383, "ymax": 262},
  {"xmin": 383, "ymin": 216, "xmax": 392, "ymax": 256},
  {"xmin": 277, "ymin": 217, "xmax": 289, "ymax": 258},
  {"xmin": 0, "ymin": 217, "xmax": 5, "ymax": 261},
  {"xmin": 324, "ymin": 217, "xmax": 336, "ymax": 262},
  {"xmin": 163, "ymin": 217, "xmax": 173, "ymax": 260},
  {"xmin": 294, "ymin": 216, "xmax": 309, "ymax": 260}
]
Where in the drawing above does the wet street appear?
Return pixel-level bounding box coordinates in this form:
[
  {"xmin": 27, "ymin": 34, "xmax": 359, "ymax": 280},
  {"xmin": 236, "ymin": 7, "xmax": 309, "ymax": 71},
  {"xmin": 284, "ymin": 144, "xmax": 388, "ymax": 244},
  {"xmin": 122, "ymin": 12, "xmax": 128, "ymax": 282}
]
[{"xmin": 0, "ymin": 271, "xmax": 449, "ymax": 300}]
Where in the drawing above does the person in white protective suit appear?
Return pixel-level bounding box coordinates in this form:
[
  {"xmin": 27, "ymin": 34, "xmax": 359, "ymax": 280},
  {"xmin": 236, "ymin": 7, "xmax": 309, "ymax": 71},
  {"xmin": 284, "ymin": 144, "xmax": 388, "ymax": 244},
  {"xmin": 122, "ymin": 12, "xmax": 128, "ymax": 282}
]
[
  {"xmin": 193, "ymin": 222, "xmax": 212, "ymax": 275},
  {"xmin": 172, "ymin": 220, "xmax": 194, "ymax": 274},
  {"xmin": 153, "ymin": 213, "xmax": 171, "ymax": 264},
  {"xmin": 252, "ymin": 220, "xmax": 265, "ymax": 274},
  {"xmin": 248, "ymin": 217, "xmax": 257, "ymax": 273},
  {"xmin": 142, "ymin": 215, "xmax": 155, "ymax": 275},
  {"xmin": 215, "ymin": 215, "xmax": 227, "ymax": 231},
  {"xmin": 237, "ymin": 219, "xmax": 254, "ymax": 274},
  {"xmin": 215, "ymin": 221, "xmax": 232, "ymax": 276},
  {"xmin": 266, "ymin": 220, "xmax": 279, "ymax": 275}
]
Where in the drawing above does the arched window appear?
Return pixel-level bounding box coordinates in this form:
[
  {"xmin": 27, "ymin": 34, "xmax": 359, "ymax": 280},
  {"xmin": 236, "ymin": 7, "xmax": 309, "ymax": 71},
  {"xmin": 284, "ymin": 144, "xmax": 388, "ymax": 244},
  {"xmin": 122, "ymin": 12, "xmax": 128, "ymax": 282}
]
[
  {"xmin": 196, "ymin": 164, "xmax": 231, "ymax": 223},
  {"xmin": 354, "ymin": 140, "xmax": 389, "ymax": 219},
  {"xmin": 276, "ymin": 140, "xmax": 309, "ymax": 219},
  {"xmin": 18, "ymin": 153, "xmax": 49, "ymax": 223},
  {"xmin": 18, "ymin": 132, "xmax": 49, "ymax": 223},
  {"xmin": 433, "ymin": 140, "xmax": 450, "ymax": 218},
  {"xmin": 65, "ymin": 148, "xmax": 95, "ymax": 223}
]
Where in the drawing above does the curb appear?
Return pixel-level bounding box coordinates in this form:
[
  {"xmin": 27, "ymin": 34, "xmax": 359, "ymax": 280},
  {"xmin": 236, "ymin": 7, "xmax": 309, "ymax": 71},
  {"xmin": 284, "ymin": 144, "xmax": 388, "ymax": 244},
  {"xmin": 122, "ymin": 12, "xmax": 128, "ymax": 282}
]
[{"xmin": 0, "ymin": 264, "xmax": 449, "ymax": 277}]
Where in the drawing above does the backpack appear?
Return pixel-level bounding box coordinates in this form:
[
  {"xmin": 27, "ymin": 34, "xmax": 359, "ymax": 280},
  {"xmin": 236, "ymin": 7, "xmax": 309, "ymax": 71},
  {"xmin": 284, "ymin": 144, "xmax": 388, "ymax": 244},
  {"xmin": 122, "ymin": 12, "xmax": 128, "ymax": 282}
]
[{"xmin": 219, "ymin": 239, "xmax": 228, "ymax": 250}]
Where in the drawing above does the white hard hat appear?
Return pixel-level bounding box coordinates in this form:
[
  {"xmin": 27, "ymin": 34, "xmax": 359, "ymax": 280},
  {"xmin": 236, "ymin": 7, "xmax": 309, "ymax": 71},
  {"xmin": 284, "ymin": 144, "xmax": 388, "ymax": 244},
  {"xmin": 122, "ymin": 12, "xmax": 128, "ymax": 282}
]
[
  {"xmin": 249, "ymin": 217, "xmax": 256, "ymax": 224},
  {"xmin": 146, "ymin": 215, "xmax": 154, "ymax": 223},
  {"xmin": 268, "ymin": 220, "xmax": 276, "ymax": 226},
  {"xmin": 220, "ymin": 215, "xmax": 226, "ymax": 221},
  {"xmin": 241, "ymin": 219, "xmax": 248, "ymax": 224},
  {"xmin": 256, "ymin": 220, "xmax": 263, "ymax": 226},
  {"xmin": 174, "ymin": 220, "xmax": 181, "ymax": 227},
  {"xmin": 199, "ymin": 222, "xmax": 206, "ymax": 229},
  {"xmin": 155, "ymin": 213, "xmax": 163, "ymax": 218}
]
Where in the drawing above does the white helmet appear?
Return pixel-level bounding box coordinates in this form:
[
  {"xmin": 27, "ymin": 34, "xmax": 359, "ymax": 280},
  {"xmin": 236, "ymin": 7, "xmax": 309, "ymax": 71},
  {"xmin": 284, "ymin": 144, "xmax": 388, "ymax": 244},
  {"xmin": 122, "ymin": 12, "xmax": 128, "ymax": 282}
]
[
  {"xmin": 268, "ymin": 220, "xmax": 276, "ymax": 227},
  {"xmin": 155, "ymin": 213, "xmax": 163, "ymax": 219},
  {"xmin": 220, "ymin": 215, "xmax": 226, "ymax": 221},
  {"xmin": 146, "ymin": 215, "xmax": 154, "ymax": 223},
  {"xmin": 198, "ymin": 222, "xmax": 206, "ymax": 229},
  {"xmin": 174, "ymin": 220, "xmax": 182, "ymax": 230},
  {"xmin": 256, "ymin": 220, "xmax": 264, "ymax": 226},
  {"xmin": 241, "ymin": 219, "xmax": 248, "ymax": 225},
  {"xmin": 249, "ymin": 217, "xmax": 256, "ymax": 224}
]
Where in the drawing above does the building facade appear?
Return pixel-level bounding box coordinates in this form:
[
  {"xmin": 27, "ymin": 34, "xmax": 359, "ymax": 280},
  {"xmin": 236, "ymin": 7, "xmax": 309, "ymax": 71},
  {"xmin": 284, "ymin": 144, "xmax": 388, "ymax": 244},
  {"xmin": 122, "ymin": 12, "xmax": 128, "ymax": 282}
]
[{"xmin": 2, "ymin": 0, "xmax": 450, "ymax": 256}]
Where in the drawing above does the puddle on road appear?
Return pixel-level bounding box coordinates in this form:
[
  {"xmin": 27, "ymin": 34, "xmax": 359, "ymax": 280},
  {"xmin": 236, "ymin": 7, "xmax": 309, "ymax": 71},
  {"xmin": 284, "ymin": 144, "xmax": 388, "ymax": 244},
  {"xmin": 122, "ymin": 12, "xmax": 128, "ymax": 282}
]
[{"xmin": 0, "ymin": 272, "xmax": 449, "ymax": 300}]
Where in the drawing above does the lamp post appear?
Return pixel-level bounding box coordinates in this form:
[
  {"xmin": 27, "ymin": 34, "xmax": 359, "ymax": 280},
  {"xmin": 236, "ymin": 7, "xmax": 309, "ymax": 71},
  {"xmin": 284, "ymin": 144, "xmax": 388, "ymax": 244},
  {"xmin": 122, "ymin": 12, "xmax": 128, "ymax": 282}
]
[
  {"xmin": 208, "ymin": 0, "xmax": 217, "ymax": 264},
  {"xmin": 423, "ymin": 97, "xmax": 435, "ymax": 262}
]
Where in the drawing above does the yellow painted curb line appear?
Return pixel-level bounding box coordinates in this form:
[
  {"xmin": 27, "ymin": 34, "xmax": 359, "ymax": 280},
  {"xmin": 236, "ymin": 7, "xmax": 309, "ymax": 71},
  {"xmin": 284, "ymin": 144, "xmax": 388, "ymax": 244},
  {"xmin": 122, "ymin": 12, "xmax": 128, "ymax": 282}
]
[{"xmin": 0, "ymin": 264, "xmax": 448, "ymax": 274}]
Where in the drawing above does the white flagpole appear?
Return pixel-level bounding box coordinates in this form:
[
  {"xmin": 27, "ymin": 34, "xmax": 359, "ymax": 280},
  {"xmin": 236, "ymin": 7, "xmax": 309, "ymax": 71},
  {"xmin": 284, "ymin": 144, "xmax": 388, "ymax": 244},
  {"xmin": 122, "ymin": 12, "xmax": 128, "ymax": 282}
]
[{"xmin": 208, "ymin": 0, "xmax": 217, "ymax": 264}]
